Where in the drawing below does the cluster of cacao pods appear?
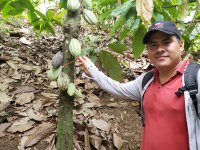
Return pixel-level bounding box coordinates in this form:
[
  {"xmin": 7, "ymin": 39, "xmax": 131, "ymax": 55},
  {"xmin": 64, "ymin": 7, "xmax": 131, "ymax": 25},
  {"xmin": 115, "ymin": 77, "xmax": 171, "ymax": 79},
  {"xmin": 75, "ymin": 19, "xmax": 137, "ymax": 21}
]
[
  {"xmin": 46, "ymin": 51, "xmax": 83, "ymax": 97},
  {"xmin": 66, "ymin": 0, "xmax": 98, "ymax": 25}
]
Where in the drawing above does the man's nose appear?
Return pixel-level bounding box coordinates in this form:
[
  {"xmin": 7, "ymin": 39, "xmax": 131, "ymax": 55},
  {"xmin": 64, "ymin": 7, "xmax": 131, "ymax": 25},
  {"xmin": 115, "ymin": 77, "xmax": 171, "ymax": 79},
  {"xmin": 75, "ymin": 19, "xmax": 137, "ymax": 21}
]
[{"xmin": 156, "ymin": 45, "xmax": 165, "ymax": 52}]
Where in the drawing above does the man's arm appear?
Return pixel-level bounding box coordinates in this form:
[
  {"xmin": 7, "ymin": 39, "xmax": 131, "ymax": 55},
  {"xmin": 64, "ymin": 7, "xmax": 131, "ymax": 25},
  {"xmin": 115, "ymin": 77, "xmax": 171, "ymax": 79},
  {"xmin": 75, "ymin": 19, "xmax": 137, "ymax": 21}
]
[{"xmin": 78, "ymin": 56, "xmax": 143, "ymax": 101}]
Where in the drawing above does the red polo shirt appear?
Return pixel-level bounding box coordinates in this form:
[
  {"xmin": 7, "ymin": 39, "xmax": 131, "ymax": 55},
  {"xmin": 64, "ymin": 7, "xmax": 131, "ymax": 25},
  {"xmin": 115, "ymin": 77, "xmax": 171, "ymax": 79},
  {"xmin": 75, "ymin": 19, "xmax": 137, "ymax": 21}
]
[{"xmin": 141, "ymin": 60, "xmax": 189, "ymax": 150}]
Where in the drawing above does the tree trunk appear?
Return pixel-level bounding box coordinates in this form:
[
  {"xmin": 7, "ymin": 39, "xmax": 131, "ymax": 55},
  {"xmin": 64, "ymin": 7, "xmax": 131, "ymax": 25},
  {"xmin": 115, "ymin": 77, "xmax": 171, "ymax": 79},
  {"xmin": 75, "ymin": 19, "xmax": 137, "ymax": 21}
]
[{"xmin": 56, "ymin": 9, "xmax": 81, "ymax": 150}]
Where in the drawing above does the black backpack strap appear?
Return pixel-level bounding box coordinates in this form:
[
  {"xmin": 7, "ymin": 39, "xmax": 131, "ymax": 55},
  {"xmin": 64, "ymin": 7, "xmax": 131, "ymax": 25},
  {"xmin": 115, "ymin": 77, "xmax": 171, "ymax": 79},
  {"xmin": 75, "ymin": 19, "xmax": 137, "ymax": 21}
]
[
  {"xmin": 142, "ymin": 71, "xmax": 154, "ymax": 89},
  {"xmin": 175, "ymin": 63, "xmax": 200, "ymax": 117},
  {"xmin": 141, "ymin": 71, "xmax": 154, "ymax": 126}
]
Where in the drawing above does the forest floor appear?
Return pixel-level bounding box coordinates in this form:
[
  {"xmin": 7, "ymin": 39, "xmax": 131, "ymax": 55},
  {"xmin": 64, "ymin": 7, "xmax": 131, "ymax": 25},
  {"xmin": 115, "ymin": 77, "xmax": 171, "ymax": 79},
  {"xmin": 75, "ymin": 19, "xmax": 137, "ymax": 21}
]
[{"xmin": 0, "ymin": 18, "xmax": 144, "ymax": 150}]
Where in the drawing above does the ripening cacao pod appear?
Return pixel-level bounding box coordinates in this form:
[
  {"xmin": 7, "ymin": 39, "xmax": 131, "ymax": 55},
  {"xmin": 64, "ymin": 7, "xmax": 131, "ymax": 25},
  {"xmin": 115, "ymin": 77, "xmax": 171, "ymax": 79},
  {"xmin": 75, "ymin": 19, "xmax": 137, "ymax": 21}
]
[
  {"xmin": 83, "ymin": 0, "xmax": 92, "ymax": 9},
  {"xmin": 52, "ymin": 51, "xmax": 63, "ymax": 68},
  {"xmin": 67, "ymin": 83, "xmax": 76, "ymax": 96},
  {"xmin": 47, "ymin": 66, "xmax": 63, "ymax": 81},
  {"xmin": 83, "ymin": 9, "xmax": 98, "ymax": 25},
  {"xmin": 69, "ymin": 38, "xmax": 81, "ymax": 57},
  {"xmin": 57, "ymin": 73, "xmax": 70, "ymax": 90},
  {"xmin": 67, "ymin": 0, "xmax": 80, "ymax": 12},
  {"xmin": 74, "ymin": 89, "xmax": 83, "ymax": 97}
]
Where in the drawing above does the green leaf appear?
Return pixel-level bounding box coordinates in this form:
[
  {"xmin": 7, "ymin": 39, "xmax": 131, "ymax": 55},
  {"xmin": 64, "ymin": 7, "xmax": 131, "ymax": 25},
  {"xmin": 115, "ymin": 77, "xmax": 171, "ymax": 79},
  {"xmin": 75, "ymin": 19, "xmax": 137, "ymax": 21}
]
[
  {"xmin": 43, "ymin": 22, "xmax": 55, "ymax": 35},
  {"xmin": 34, "ymin": 9, "xmax": 48, "ymax": 21},
  {"xmin": 110, "ymin": 15, "xmax": 125, "ymax": 36},
  {"xmin": 153, "ymin": 11, "xmax": 164, "ymax": 21},
  {"xmin": 100, "ymin": 0, "xmax": 117, "ymax": 6},
  {"xmin": 99, "ymin": 8, "xmax": 115, "ymax": 21},
  {"xmin": 119, "ymin": 28, "xmax": 129, "ymax": 41},
  {"xmin": 108, "ymin": 43, "xmax": 128, "ymax": 54},
  {"xmin": 153, "ymin": 0, "xmax": 163, "ymax": 11},
  {"xmin": 0, "ymin": 0, "xmax": 8, "ymax": 11},
  {"xmin": 28, "ymin": 11, "xmax": 39, "ymax": 24},
  {"xmin": 24, "ymin": 0, "xmax": 35, "ymax": 11},
  {"xmin": 171, "ymin": 0, "xmax": 177, "ymax": 5},
  {"xmin": 46, "ymin": 9, "xmax": 54, "ymax": 21},
  {"xmin": 59, "ymin": 0, "xmax": 67, "ymax": 9},
  {"xmin": 81, "ymin": 47, "xmax": 94, "ymax": 56},
  {"xmin": 132, "ymin": 24, "xmax": 146, "ymax": 59},
  {"xmin": 110, "ymin": 0, "xmax": 133, "ymax": 17},
  {"xmin": 99, "ymin": 51, "xmax": 123, "ymax": 81},
  {"xmin": 1, "ymin": 1, "xmax": 11, "ymax": 18},
  {"xmin": 130, "ymin": 18, "xmax": 140, "ymax": 32}
]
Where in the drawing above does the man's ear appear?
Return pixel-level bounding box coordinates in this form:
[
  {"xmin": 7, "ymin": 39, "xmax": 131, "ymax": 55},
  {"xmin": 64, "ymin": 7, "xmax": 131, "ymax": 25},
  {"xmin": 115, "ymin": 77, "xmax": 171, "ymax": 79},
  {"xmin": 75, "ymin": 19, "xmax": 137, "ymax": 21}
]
[{"xmin": 180, "ymin": 40, "xmax": 185, "ymax": 56}]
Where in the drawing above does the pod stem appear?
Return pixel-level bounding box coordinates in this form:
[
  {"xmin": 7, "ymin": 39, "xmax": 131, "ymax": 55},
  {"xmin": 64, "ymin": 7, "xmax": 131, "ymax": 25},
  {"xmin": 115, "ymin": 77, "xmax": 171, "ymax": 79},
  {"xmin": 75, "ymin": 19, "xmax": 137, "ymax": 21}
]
[{"xmin": 63, "ymin": 58, "xmax": 78, "ymax": 68}]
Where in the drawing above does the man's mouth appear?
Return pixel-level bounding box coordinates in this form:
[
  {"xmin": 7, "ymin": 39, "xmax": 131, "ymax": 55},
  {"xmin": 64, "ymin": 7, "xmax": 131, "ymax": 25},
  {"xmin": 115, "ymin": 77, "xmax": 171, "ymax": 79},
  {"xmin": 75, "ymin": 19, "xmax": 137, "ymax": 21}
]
[{"xmin": 155, "ymin": 56, "xmax": 168, "ymax": 59}]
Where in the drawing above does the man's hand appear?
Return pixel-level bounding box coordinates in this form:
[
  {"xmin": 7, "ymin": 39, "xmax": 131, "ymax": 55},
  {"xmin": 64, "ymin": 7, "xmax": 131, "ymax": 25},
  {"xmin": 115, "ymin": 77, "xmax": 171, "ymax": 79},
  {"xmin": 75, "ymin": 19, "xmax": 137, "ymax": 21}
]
[{"xmin": 78, "ymin": 56, "xmax": 92, "ymax": 76}]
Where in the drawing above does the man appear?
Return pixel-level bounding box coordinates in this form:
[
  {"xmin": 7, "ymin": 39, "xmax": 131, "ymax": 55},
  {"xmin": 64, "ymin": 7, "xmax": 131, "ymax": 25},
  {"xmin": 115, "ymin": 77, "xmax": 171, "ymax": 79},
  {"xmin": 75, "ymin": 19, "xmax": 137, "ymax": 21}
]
[{"xmin": 78, "ymin": 21, "xmax": 200, "ymax": 150}]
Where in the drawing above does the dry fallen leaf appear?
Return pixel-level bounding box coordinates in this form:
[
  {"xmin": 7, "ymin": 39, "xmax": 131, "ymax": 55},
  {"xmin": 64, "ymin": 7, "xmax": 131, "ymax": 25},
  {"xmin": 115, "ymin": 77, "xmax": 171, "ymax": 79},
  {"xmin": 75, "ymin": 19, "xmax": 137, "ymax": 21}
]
[
  {"xmin": 23, "ymin": 122, "xmax": 56, "ymax": 147},
  {"xmin": 19, "ymin": 64, "xmax": 32, "ymax": 71},
  {"xmin": 46, "ymin": 134, "xmax": 56, "ymax": 150},
  {"xmin": 91, "ymin": 119, "xmax": 111, "ymax": 132},
  {"xmin": 0, "ymin": 102, "xmax": 10, "ymax": 112},
  {"xmin": 6, "ymin": 61, "xmax": 18, "ymax": 70},
  {"xmin": 18, "ymin": 108, "xmax": 46, "ymax": 121},
  {"xmin": 89, "ymin": 134, "xmax": 102, "ymax": 149},
  {"xmin": 15, "ymin": 92, "xmax": 34, "ymax": 105},
  {"xmin": 113, "ymin": 133, "xmax": 123, "ymax": 150},
  {"xmin": 0, "ymin": 123, "xmax": 11, "ymax": 137},
  {"xmin": 20, "ymin": 37, "xmax": 32, "ymax": 45},
  {"xmin": 41, "ymin": 92, "xmax": 58, "ymax": 99},
  {"xmin": 0, "ymin": 92, "xmax": 12, "ymax": 103},
  {"xmin": 7, "ymin": 117, "xmax": 34, "ymax": 133},
  {"xmin": 0, "ymin": 83, "xmax": 9, "ymax": 91},
  {"xmin": 84, "ymin": 128, "xmax": 91, "ymax": 150},
  {"xmin": 12, "ymin": 85, "xmax": 36, "ymax": 95}
]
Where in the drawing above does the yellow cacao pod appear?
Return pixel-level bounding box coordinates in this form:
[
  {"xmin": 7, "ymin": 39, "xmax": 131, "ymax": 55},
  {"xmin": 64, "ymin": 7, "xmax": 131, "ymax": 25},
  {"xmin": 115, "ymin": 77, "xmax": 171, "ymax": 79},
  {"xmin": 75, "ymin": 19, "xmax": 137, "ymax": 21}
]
[
  {"xmin": 67, "ymin": 0, "xmax": 80, "ymax": 11},
  {"xmin": 83, "ymin": 0, "xmax": 92, "ymax": 9},
  {"xmin": 67, "ymin": 83, "xmax": 76, "ymax": 96},
  {"xmin": 83, "ymin": 9, "xmax": 98, "ymax": 25},
  {"xmin": 57, "ymin": 73, "xmax": 70, "ymax": 90},
  {"xmin": 47, "ymin": 66, "xmax": 63, "ymax": 81},
  {"xmin": 52, "ymin": 51, "xmax": 63, "ymax": 68},
  {"xmin": 69, "ymin": 38, "xmax": 81, "ymax": 57},
  {"xmin": 74, "ymin": 89, "xmax": 83, "ymax": 97}
]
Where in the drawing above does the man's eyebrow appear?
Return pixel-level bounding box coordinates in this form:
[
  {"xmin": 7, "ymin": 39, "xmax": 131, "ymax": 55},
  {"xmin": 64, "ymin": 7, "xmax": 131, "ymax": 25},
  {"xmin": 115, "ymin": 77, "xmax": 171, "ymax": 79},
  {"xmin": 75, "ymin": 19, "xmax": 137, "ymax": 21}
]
[{"xmin": 148, "ymin": 37, "xmax": 172, "ymax": 44}]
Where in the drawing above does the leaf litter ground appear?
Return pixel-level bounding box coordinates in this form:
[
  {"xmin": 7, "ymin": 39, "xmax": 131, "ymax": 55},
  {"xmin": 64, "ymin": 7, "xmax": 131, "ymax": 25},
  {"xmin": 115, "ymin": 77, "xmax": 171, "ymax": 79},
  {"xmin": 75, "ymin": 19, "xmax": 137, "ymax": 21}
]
[{"xmin": 0, "ymin": 20, "xmax": 150, "ymax": 150}]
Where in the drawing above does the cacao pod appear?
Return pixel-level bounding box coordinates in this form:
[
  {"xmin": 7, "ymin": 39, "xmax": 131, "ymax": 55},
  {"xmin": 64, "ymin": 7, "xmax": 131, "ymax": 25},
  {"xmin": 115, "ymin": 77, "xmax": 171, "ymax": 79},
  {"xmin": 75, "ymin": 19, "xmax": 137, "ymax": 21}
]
[
  {"xmin": 74, "ymin": 89, "xmax": 83, "ymax": 97},
  {"xmin": 69, "ymin": 38, "xmax": 81, "ymax": 57},
  {"xmin": 52, "ymin": 51, "xmax": 63, "ymax": 68},
  {"xmin": 83, "ymin": 0, "xmax": 92, "ymax": 9},
  {"xmin": 57, "ymin": 73, "xmax": 70, "ymax": 90},
  {"xmin": 83, "ymin": 9, "xmax": 98, "ymax": 25},
  {"xmin": 67, "ymin": 0, "xmax": 80, "ymax": 12},
  {"xmin": 47, "ymin": 66, "xmax": 63, "ymax": 81},
  {"xmin": 67, "ymin": 83, "xmax": 76, "ymax": 96}
]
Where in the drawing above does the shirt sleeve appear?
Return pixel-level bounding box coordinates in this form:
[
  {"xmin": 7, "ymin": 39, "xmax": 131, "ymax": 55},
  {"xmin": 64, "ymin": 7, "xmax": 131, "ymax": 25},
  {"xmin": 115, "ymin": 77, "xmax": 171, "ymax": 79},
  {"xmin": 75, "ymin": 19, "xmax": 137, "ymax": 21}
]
[{"xmin": 86, "ymin": 62, "xmax": 144, "ymax": 101}]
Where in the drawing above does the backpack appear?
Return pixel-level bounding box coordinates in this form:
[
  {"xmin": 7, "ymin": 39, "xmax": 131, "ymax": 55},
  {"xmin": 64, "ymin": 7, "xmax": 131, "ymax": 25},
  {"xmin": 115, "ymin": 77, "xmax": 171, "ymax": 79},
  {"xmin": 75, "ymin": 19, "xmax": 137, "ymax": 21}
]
[{"xmin": 141, "ymin": 62, "xmax": 200, "ymax": 119}]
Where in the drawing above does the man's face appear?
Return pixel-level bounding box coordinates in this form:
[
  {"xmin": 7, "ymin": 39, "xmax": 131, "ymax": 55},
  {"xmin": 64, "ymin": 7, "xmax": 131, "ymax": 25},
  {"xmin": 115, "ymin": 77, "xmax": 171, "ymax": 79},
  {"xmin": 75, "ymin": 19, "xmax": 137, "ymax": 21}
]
[{"xmin": 146, "ymin": 31, "xmax": 183, "ymax": 71}]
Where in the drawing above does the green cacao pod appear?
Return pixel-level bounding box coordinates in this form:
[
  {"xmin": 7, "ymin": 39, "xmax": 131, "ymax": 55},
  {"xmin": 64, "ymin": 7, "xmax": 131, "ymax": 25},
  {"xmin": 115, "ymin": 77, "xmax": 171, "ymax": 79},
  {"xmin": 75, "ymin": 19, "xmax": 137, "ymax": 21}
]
[
  {"xmin": 47, "ymin": 66, "xmax": 63, "ymax": 81},
  {"xmin": 83, "ymin": 9, "xmax": 98, "ymax": 25},
  {"xmin": 67, "ymin": 83, "xmax": 76, "ymax": 96},
  {"xmin": 74, "ymin": 89, "xmax": 83, "ymax": 97},
  {"xmin": 83, "ymin": 0, "xmax": 92, "ymax": 9},
  {"xmin": 57, "ymin": 73, "xmax": 70, "ymax": 90},
  {"xmin": 67, "ymin": 0, "xmax": 80, "ymax": 12},
  {"xmin": 69, "ymin": 38, "xmax": 81, "ymax": 57},
  {"xmin": 52, "ymin": 51, "xmax": 63, "ymax": 68}
]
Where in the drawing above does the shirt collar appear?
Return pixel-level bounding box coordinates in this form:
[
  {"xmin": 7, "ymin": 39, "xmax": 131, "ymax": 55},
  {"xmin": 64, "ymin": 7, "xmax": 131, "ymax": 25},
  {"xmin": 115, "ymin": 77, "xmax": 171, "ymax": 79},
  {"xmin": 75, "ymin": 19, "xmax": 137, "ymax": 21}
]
[{"xmin": 152, "ymin": 59, "xmax": 189, "ymax": 77}]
